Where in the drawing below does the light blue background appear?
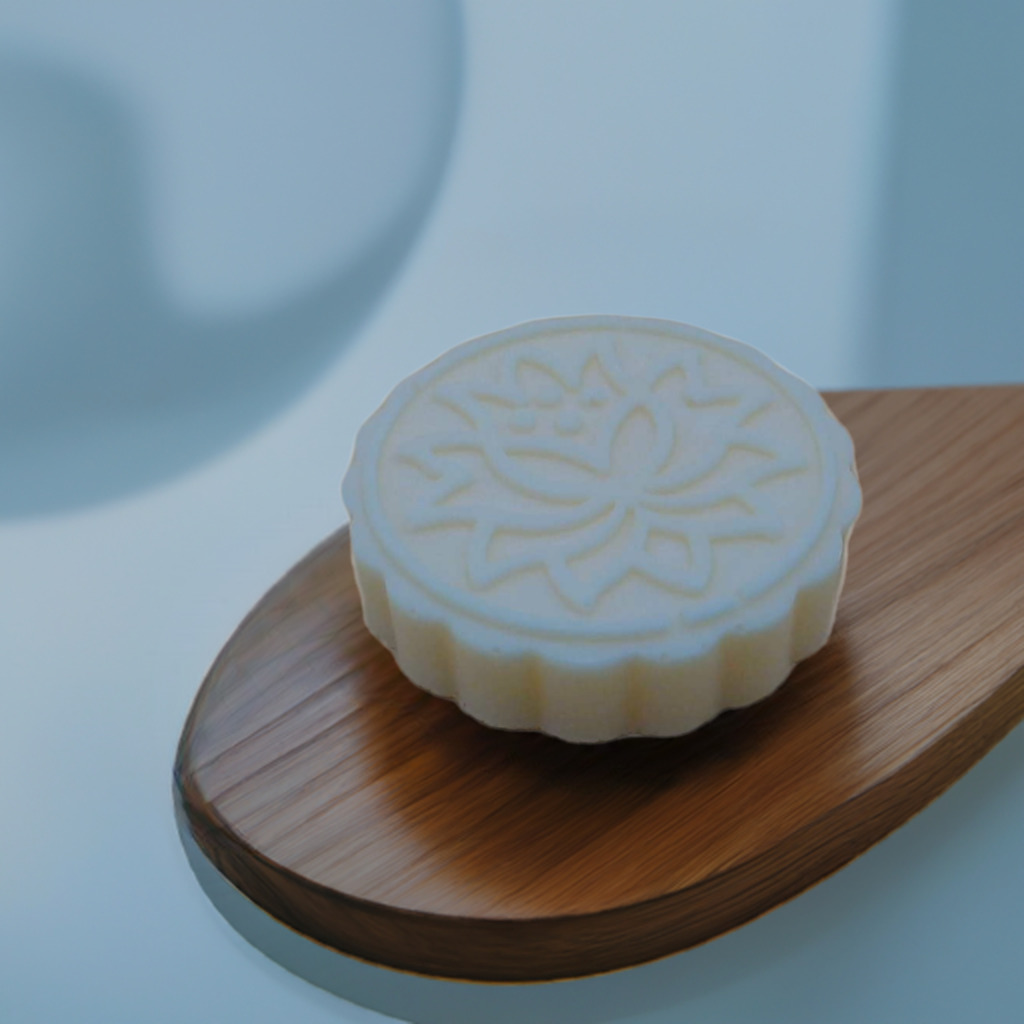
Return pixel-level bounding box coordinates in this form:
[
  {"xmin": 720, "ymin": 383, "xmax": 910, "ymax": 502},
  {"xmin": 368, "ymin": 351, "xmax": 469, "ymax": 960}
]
[{"xmin": 1, "ymin": 3, "xmax": 1021, "ymax": 1022}]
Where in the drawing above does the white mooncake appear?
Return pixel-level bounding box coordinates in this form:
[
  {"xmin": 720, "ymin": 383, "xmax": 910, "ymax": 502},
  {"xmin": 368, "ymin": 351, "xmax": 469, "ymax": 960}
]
[{"xmin": 342, "ymin": 316, "xmax": 861, "ymax": 742}]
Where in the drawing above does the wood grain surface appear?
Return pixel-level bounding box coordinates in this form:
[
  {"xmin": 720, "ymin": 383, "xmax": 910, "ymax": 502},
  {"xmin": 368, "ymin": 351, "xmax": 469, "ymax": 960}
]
[{"xmin": 175, "ymin": 386, "xmax": 1024, "ymax": 982}]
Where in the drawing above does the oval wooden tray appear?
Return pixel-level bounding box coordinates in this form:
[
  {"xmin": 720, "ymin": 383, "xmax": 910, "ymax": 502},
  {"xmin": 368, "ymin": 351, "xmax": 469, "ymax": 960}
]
[{"xmin": 175, "ymin": 386, "xmax": 1024, "ymax": 983}]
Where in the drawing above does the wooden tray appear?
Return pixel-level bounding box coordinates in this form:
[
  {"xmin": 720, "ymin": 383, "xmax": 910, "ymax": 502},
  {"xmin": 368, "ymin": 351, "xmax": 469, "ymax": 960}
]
[{"xmin": 175, "ymin": 386, "xmax": 1024, "ymax": 982}]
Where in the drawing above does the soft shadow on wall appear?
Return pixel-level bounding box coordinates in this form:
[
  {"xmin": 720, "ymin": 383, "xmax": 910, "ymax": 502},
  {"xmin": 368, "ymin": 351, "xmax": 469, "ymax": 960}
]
[
  {"xmin": 0, "ymin": 1, "xmax": 462, "ymax": 519},
  {"xmin": 867, "ymin": 0, "xmax": 1024, "ymax": 386}
]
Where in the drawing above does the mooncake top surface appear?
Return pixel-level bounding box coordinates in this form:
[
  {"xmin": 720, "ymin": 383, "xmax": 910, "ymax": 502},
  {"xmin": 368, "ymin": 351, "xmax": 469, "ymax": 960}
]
[{"xmin": 345, "ymin": 316, "xmax": 858, "ymax": 648}]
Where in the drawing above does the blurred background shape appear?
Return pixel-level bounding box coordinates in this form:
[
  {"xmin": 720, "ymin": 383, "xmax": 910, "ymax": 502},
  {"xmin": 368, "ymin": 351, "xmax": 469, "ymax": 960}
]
[
  {"xmin": 867, "ymin": 0, "xmax": 1024, "ymax": 386},
  {"xmin": 0, "ymin": 0, "xmax": 462, "ymax": 518}
]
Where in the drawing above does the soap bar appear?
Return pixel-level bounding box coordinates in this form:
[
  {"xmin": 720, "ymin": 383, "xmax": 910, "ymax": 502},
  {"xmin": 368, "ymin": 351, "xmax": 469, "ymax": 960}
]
[{"xmin": 342, "ymin": 316, "xmax": 861, "ymax": 742}]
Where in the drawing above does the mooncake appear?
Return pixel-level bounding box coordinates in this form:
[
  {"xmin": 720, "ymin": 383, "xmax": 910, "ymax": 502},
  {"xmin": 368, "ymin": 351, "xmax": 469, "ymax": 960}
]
[{"xmin": 342, "ymin": 316, "xmax": 861, "ymax": 742}]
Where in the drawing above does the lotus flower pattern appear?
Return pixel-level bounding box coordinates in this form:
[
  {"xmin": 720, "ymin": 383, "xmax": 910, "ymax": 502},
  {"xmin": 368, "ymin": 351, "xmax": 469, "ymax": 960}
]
[{"xmin": 398, "ymin": 338, "xmax": 804, "ymax": 612}]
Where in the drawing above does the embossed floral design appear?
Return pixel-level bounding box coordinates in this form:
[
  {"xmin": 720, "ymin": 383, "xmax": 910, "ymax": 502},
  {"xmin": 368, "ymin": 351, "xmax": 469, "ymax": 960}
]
[{"xmin": 398, "ymin": 339, "xmax": 803, "ymax": 611}]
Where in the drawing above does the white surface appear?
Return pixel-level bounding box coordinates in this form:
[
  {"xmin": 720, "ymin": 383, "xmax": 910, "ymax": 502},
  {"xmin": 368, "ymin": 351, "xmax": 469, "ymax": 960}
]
[
  {"xmin": 376, "ymin": 0, "xmax": 892, "ymax": 393},
  {"xmin": 2, "ymin": 2, "xmax": 1022, "ymax": 1022}
]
